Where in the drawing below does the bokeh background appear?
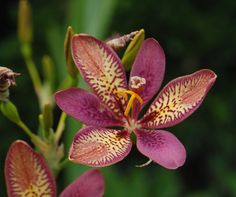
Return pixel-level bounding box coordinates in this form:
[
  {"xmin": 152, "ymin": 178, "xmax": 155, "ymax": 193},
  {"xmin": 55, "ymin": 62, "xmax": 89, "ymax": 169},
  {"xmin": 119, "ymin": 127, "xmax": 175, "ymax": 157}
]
[{"xmin": 1, "ymin": 0, "xmax": 236, "ymax": 196}]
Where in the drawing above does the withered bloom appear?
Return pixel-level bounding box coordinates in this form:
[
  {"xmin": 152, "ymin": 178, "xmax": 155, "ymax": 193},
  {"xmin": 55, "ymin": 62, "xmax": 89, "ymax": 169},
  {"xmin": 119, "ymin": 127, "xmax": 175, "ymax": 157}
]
[
  {"xmin": 0, "ymin": 66, "xmax": 20, "ymax": 102},
  {"xmin": 106, "ymin": 31, "xmax": 138, "ymax": 51}
]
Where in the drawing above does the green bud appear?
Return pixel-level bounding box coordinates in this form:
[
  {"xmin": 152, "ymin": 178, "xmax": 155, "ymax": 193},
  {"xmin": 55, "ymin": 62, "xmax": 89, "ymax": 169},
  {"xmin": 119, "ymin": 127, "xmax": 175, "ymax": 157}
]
[
  {"xmin": 42, "ymin": 55, "xmax": 54, "ymax": 88},
  {"xmin": 0, "ymin": 101, "xmax": 21, "ymax": 124},
  {"xmin": 18, "ymin": 0, "xmax": 32, "ymax": 44},
  {"xmin": 43, "ymin": 103, "xmax": 53, "ymax": 133},
  {"xmin": 122, "ymin": 29, "xmax": 145, "ymax": 71},
  {"xmin": 64, "ymin": 26, "xmax": 78, "ymax": 78}
]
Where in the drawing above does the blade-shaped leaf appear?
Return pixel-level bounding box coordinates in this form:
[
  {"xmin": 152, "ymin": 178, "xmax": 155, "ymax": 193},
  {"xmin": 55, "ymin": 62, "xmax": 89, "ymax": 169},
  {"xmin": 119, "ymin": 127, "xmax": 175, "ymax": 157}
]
[
  {"xmin": 72, "ymin": 34, "xmax": 127, "ymax": 118},
  {"xmin": 55, "ymin": 88, "xmax": 125, "ymax": 127},
  {"xmin": 69, "ymin": 127, "xmax": 132, "ymax": 167},
  {"xmin": 140, "ymin": 69, "xmax": 217, "ymax": 129},
  {"xmin": 5, "ymin": 140, "xmax": 56, "ymax": 197},
  {"xmin": 60, "ymin": 169, "xmax": 104, "ymax": 197},
  {"xmin": 135, "ymin": 129, "xmax": 186, "ymax": 169}
]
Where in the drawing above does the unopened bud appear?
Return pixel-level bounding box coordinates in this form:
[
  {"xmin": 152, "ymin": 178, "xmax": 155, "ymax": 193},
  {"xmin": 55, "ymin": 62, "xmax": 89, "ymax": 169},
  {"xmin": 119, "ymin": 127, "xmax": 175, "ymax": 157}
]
[
  {"xmin": 64, "ymin": 26, "xmax": 78, "ymax": 78},
  {"xmin": 42, "ymin": 55, "xmax": 54, "ymax": 87},
  {"xmin": 0, "ymin": 101, "xmax": 21, "ymax": 124},
  {"xmin": 43, "ymin": 103, "xmax": 53, "ymax": 133},
  {"xmin": 0, "ymin": 67, "xmax": 20, "ymax": 102},
  {"xmin": 122, "ymin": 29, "xmax": 145, "ymax": 70},
  {"xmin": 18, "ymin": 0, "xmax": 32, "ymax": 44}
]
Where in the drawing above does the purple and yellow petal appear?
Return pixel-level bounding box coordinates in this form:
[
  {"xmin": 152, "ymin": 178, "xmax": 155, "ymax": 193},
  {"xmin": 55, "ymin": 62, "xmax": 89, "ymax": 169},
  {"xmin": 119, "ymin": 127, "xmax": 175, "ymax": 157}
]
[
  {"xmin": 135, "ymin": 129, "xmax": 186, "ymax": 169},
  {"xmin": 69, "ymin": 127, "xmax": 132, "ymax": 167},
  {"xmin": 55, "ymin": 88, "xmax": 125, "ymax": 127},
  {"xmin": 60, "ymin": 169, "xmax": 104, "ymax": 197},
  {"xmin": 140, "ymin": 69, "xmax": 217, "ymax": 129},
  {"xmin": 72, "ymin": 34, "xmax": 127, "ymax": 117},
  {"xmin": 5, "ymin": 140, "xmax": 56, "ymax": 197}
]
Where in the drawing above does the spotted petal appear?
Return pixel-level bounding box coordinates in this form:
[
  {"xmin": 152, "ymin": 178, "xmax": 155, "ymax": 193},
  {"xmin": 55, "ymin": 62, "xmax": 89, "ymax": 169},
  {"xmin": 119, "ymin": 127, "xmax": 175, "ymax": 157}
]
[
  {"xmin": 140, "ymin": 69, "xmax": 217, "ymax": 129},
  {"xmin": 60, "ymin": 169, "xmax": 104, "ymax": 197},
  {"xmin": 135, "ymin": 129, "xmax": 186, "ymax": 169},
  {"xmin": 72, "ymin": 34, "xmax": 127, "ymax": 117},
  {"xmin": 5, "ymin": 140, "xmax": 56, "ymax": 197},
  {"xmin": 55, "ymin": 88, "xmax": 124, "ymax": 127},
  {"xmin": 69, "ymin": 127, "xmax": 132, "ymax": 167}
]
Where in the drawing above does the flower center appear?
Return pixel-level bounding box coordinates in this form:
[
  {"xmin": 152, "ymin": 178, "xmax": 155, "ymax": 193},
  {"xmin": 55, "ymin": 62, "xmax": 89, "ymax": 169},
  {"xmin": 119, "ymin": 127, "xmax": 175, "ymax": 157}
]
[
  {"xmin": 116, "ymin": 76, "xmax": 146, "ymax": 117},
  {"xmin": 116, "ymin": 89, "xmax": 144, "ymax": 117},
  {"xmin": 124, "ymin": 118, "xmax": 139, "ymax": 133}
]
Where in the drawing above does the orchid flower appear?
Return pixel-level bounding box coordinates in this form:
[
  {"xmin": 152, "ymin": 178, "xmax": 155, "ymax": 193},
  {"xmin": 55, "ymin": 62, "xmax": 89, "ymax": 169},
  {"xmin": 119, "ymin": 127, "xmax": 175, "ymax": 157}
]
[
  {"xmin": 55, "ymin": 34, "xmax": 216, "ymax": 169},
  {"xmin": 5, "ymin": 140, "xmax": 104, "ymax": 197}
]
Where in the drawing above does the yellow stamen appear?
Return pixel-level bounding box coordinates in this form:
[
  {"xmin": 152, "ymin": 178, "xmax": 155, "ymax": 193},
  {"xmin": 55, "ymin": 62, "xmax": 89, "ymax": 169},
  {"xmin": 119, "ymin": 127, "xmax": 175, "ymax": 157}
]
[
  {"xmin": 116, "ymin": 89, "xmax": 143, "ymax": 117},
  {"xmin": 116, "ymin": 89, "xmax": 128, "ymax": 101}
]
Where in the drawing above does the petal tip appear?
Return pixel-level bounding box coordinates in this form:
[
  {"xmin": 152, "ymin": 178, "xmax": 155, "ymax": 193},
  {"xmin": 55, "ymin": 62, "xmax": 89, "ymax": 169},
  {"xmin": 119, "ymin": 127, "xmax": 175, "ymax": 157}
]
[{"xmin": 136, "ymin": 129, "xmax": 186, "ymax": 170}]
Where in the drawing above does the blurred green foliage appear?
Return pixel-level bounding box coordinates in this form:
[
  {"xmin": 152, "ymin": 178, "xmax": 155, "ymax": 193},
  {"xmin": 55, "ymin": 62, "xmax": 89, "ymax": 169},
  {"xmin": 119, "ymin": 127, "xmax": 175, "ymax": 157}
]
[{"xmin": 1, "ymin": 0, "xmax": 236, "ymax": 196}]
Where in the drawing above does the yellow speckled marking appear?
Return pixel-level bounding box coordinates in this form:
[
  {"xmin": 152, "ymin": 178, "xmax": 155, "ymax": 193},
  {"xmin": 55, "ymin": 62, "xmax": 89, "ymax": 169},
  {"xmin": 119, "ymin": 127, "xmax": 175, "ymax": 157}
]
[
  {"xmin": 9, "ymin": 160, "xmax": 53, "ymax": 196},
  {"xmin": 143, "ymin": 71, "xmax": 214, "ymax": 127},
  {"xmin": 75, "ymin": 37, "xmax": 127, "ymax": 116},
  {"xmin": 70, "ymin": 128, "xmax": 131, "ymax": 166},
  {"xmin": 6, "ymin": 141, "xmax": 55, "ymax": 197}
]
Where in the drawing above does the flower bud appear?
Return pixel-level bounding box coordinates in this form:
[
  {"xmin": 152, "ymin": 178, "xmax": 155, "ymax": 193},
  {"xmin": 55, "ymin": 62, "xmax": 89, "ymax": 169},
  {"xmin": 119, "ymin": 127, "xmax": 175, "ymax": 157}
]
[
  {"xmin": 122, "ymin": 29, "xmax": 145, "ymax": 70},
  {"xmin": 64, "ymin": 26, "xmax": 78, "ymax": 78},
  {"xmin": 42, "ymin": 55, "xmax": 54, "ymax": 88},
  {"xmin": 18, "ymin": 0, "xmax": 32, "ymax": 44},
  {"xmin": 0, "ymin": 67, "xmax": 20, "ymax": 102},
  {"xmin": 0, "ymin": 101, "xmax": 21, "ymax": 124},
  {"xmin": 43, "ymin": 103, "xmax": 53, "ymax": 133}
]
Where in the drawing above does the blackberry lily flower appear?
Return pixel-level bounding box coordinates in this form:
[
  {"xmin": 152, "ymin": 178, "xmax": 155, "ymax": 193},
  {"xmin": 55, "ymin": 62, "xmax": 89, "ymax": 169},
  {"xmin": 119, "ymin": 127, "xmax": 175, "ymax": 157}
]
[
  {"xmin": 5, "ymin": 140, "xmax": 57, "ymax": 197},
  {"xmin": 5, "ymin": 140, "xmax": 104, "ymax": 197},
  {"xmin": 55, "ymin": 34, "xmax": 216, "ymax": 169}
]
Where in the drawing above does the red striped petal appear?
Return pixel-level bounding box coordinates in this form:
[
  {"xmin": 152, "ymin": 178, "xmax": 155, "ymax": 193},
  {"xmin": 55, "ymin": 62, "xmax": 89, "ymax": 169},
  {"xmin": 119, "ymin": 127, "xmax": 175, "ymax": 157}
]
[
  {"xmin": 72, "ymin": 34, "xmax": 127, "ymax": 117},
  {"xmin": 69, "ymin": 127, "xmax": 132, "ymax": 167},
  {"xmin": 5, "ymin": 140, "xmax": 56, "ymax": 197},
  {"xmin": 140, "ymin": 69, "xmax": 217, "ymax": 128},
  {"xmin": 60, "ymin": 169, "xmax": 104, "ymax": 197}
]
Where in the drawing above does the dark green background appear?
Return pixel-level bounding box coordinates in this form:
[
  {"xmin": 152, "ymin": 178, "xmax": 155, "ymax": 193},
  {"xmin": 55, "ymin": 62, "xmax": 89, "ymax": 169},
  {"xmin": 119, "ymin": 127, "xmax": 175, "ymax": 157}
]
[{"xmin": 1, "ymin": 0, "xmax": 235, "ymax": 196}]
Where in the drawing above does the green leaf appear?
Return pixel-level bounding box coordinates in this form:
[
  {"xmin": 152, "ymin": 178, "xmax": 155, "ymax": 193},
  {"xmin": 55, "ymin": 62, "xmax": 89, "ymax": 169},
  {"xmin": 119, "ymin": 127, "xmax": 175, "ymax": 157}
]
[{"xmin": 122, "ymin": 29, "xmax": 145, "ymax": 71}]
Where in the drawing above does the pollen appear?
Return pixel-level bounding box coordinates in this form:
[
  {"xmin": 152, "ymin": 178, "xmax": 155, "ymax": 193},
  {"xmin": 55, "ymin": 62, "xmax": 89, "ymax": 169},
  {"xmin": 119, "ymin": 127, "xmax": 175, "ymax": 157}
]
[{"xmin": 116, "ymin": 89, "xmax": 143, "ymax": 117}]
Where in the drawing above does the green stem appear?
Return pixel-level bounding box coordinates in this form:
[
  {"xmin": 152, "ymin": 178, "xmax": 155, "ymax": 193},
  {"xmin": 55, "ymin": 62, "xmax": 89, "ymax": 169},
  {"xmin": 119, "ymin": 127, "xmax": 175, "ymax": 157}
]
[
  {"xmin": 17, "ymin": 120, "xmax": 35, "ymax": 138},
  {"xmin": 55, "ymin": 112, "xmax": 67, "ymax": 144},
  {"xmin": 17, "ymin": 120, "xmax": 48, "ymax": 152},
  {"xmin": 59, "ymin": 158, "xmax": 69, "ymax": 171}
]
